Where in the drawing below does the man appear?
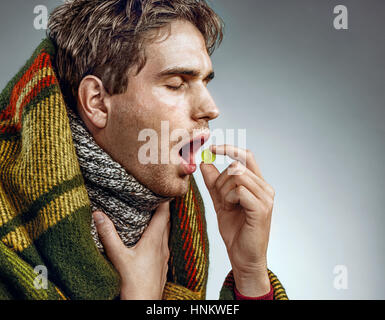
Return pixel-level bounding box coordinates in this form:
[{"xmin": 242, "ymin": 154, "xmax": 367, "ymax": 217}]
[{"xmin": 0, "ymin": 0, "xmax": 287, "ymax": 300}]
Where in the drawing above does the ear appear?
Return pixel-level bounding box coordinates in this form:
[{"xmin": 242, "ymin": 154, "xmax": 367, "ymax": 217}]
[{"xmin": 77, "ymin": 75, "xmax": 110, "ymax": 129}]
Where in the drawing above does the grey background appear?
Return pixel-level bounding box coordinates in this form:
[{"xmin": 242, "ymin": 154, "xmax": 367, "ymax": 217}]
[{"xmin": 1, "ymin": 0, "xmax": 384, "ymax": 299}]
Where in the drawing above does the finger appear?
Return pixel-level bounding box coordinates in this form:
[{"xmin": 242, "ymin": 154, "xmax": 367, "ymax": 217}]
[
  {"xmin": 93, "ymin": 211, "xmax": 125, "ymax": 266},
  {"xmin": 200, "ymin": 162, "xmax": 221, "ymax": 203},
  {"xmin": 212, "ymin": 161, "xmax": 236, "ymax": 192},
  {"xmin": 162, "ymin": 220, "xmax": 170, "ymax": 249},
  {"xmin": 224, "ymin": 186, "xmax": 264, "ymax": 214},
  {"xmin": 210, "ymin": 144, "xmax": 264, "ymax": 180},
  {"xmin": 142, "ymin": 201, "xmax": 170, "ymax": 243},
  {"xmin": 216, "ymin": 161, "xmax": 275, "ymax": 199},
  {"xmin": 213, "ymin": 160, "xmax": 246, "ymax": 192},
  {"xmin": 161, "ymin": 219, "xmax": 170, "ymax": 285},
  {"xmin": 218, "ymin": 172, "xmax": 271, "ymax": 206},
  {"xmin": 161, "ymin": 221, "xmax": 170, "ymax": 275}
]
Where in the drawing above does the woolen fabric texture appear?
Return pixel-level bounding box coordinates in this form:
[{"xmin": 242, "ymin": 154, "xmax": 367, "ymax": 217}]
[
  {"xmin": 66, "ymin": 105, "xmax": 172, "ymax": 250},
  {"xmin": 0, "ymin": 38, "xmax": 288, "ymax": 300}
]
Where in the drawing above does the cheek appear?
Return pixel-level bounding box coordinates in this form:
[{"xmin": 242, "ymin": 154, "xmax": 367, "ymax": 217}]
[
  {"xmin": 150, "ymin": 87, "xmax": 189, "ymax": 114},
  {"xmin": 112, "ymin": 91, "xmax": 151, "ymax": 128}
]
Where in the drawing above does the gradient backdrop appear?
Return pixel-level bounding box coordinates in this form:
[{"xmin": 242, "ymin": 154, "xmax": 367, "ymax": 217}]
[{"xmin": 0, "ymin": 0, "xmax": 384, "ymax": 299}]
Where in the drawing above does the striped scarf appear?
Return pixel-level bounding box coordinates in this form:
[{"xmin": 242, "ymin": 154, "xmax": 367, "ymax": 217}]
[{"xmin": 0, "ymin": 38, "xmax": 288, "ymax": 300}]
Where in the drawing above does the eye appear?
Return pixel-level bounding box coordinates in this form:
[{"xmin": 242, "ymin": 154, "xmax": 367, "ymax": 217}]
[
  {"xmin": 164, "ymin": 76, "xmax": 185, "ymax": 91},
  {"xmin": 166, "ymin": 83, "xmax": 184, "ymax": 91}
]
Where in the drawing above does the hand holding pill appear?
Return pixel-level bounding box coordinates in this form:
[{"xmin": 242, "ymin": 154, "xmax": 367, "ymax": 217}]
[{"xmin": 199, "ymin": 144, "xmax": 275, "ymax": 297}]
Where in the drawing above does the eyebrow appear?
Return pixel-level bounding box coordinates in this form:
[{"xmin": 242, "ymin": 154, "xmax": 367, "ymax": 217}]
[{"xmin": 156, "ymin": 67, "xmax": 215, "ymax": 82}]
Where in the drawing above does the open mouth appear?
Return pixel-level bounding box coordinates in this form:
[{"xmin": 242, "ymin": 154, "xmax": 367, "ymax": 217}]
[{"xmin": 178, "ymin": 132, "xmax": 210, "ymax": 165}]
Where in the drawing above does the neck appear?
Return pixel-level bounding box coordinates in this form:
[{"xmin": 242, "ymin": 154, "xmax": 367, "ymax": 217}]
[{"xmin": 66, "ymin": 105, "xmax": 172, "ymax": 250}]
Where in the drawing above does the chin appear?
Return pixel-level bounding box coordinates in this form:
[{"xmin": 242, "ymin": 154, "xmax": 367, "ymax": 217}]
[
  {"xmin": 156, "ymin": 174, "xmax": 191, "ymax": 197},
  {"xmin": 133, "ymin": 165, "xmax": 191, "ymax": 198}
]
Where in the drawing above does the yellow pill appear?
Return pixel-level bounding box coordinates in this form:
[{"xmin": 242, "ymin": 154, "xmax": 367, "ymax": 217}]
[{"xmin": 201, "ymin": 149, "xmax": 216, "ymax": 163}]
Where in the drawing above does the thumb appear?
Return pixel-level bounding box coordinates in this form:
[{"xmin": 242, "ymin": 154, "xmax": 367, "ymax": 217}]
[
  {"xmin": 93, "ymin": 211, "xmax": 125, "ymax": 266},
  {"xmin": 200, "ymin": 162, "xmax": 220, "ymax": 202}
]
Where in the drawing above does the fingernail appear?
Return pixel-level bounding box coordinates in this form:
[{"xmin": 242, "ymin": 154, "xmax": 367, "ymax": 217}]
[{"xmin": 93, "ymin": 211, "xmax": 105, "ymax": 225}]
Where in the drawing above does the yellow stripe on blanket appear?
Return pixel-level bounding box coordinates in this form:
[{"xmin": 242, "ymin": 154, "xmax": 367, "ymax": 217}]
[{"xmin": 2, "ymin": 184, "xmax": 89, "ymax": 252}]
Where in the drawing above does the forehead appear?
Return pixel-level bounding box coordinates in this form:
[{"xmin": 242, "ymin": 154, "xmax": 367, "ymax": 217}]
[{"xmin": 141, "ymin": 20, "xmax": 212, "ymax": 75}]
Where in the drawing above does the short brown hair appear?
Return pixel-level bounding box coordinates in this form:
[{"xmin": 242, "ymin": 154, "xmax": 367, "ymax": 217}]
[{"xmin": 48, "ymin": 0, "xmax": 223, "ymax": 104}]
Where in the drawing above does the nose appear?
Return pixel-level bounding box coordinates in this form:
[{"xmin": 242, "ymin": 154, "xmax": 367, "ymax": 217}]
[{"xmin": 191, "ymin": 86, "xmax": 220, "ymax": 122}]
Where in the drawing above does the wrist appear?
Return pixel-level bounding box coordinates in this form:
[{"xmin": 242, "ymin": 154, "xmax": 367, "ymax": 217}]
[
  {"xmin": 233, "ymin": 268, "xmax": 271, "ymax": 297},
  {"xmin": 120, "ymin": 282, "xmax": 162, "ymax": 300}
]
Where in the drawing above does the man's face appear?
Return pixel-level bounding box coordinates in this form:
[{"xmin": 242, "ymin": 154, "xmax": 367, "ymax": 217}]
[{"xmin": 104, "ymin": 20, "xmax": 219, "ymax": 197}]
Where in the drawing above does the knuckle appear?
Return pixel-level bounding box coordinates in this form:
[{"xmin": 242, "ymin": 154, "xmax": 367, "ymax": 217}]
[
  {"xmin": 261, "ymin": 199, "xmax": 273, "ymax": 213},
  {"xmin": 100, "ymin": 216, "xmax": 113, "ymax": 229},
  {"xmin": 266, "ymin": 198, "xmax": 274, "ymax": 209},
  {"xmin": 236, "ymin": 185, "xmax": 244, "ymax": 195},
  {"xmin": 230, "ymin": 160, "xmax": 239, "ymax": 168},
  {"xmin": 236, "ymin": 163, "xmax": 247, "ymax": 175},
  {"xmin": 99, "ymin": 221, "xmax": 113, "ymax": 236},
  {"xmin": 265, "ymin": 184, "xmax": 275, "ymax": 197},
  {"xmin": 220, "ymin": 188, "xmax": 228, "ymax": 201},
  {"xmin": 165, "ymin": 250, "xmax": 170, "ymax": 261},
  {"xmin": 98, "ymin": 229, "xmax": 113, "ymax": 244},
  {"xmin": 229, "ymin": 165, "xmax": 240, "ymax": 176},
  {"xmin": 214, "ymin": 177, "xmax": 221, "ymax": 191},
  {"xmin": 245, "ymin": 149, "xmax": 254, "ymax": 163},
  {"xmin": 233, "ymin": 174, "xmax": 243, "ymax": 183},
  {"xmin": 162, "ymin": 247, "xmax": 170, "ymax": 261},
  {"xmin": 163, "ymin": 213, "xmax": 170, "ymax": 225}
]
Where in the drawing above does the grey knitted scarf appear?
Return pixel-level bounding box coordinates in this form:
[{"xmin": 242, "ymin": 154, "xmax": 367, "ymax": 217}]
[{"xmin": 66, "ymin": 106, "xmax": 172, "ymax": 251}]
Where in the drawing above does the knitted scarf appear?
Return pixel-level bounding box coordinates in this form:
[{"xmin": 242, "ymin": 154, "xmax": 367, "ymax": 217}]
[
  {"xmin": 66, "ymin": 105, "xmax": 172, "ymax": 250},
  {"xmin": 0, "ymin": 38, "xmax": 288, "ymax": 300}
]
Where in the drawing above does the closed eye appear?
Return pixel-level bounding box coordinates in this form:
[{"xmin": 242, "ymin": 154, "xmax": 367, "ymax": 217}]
[{"xmin": 166, "ymin": 83, "xmax": 184, "ymax": 91}]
